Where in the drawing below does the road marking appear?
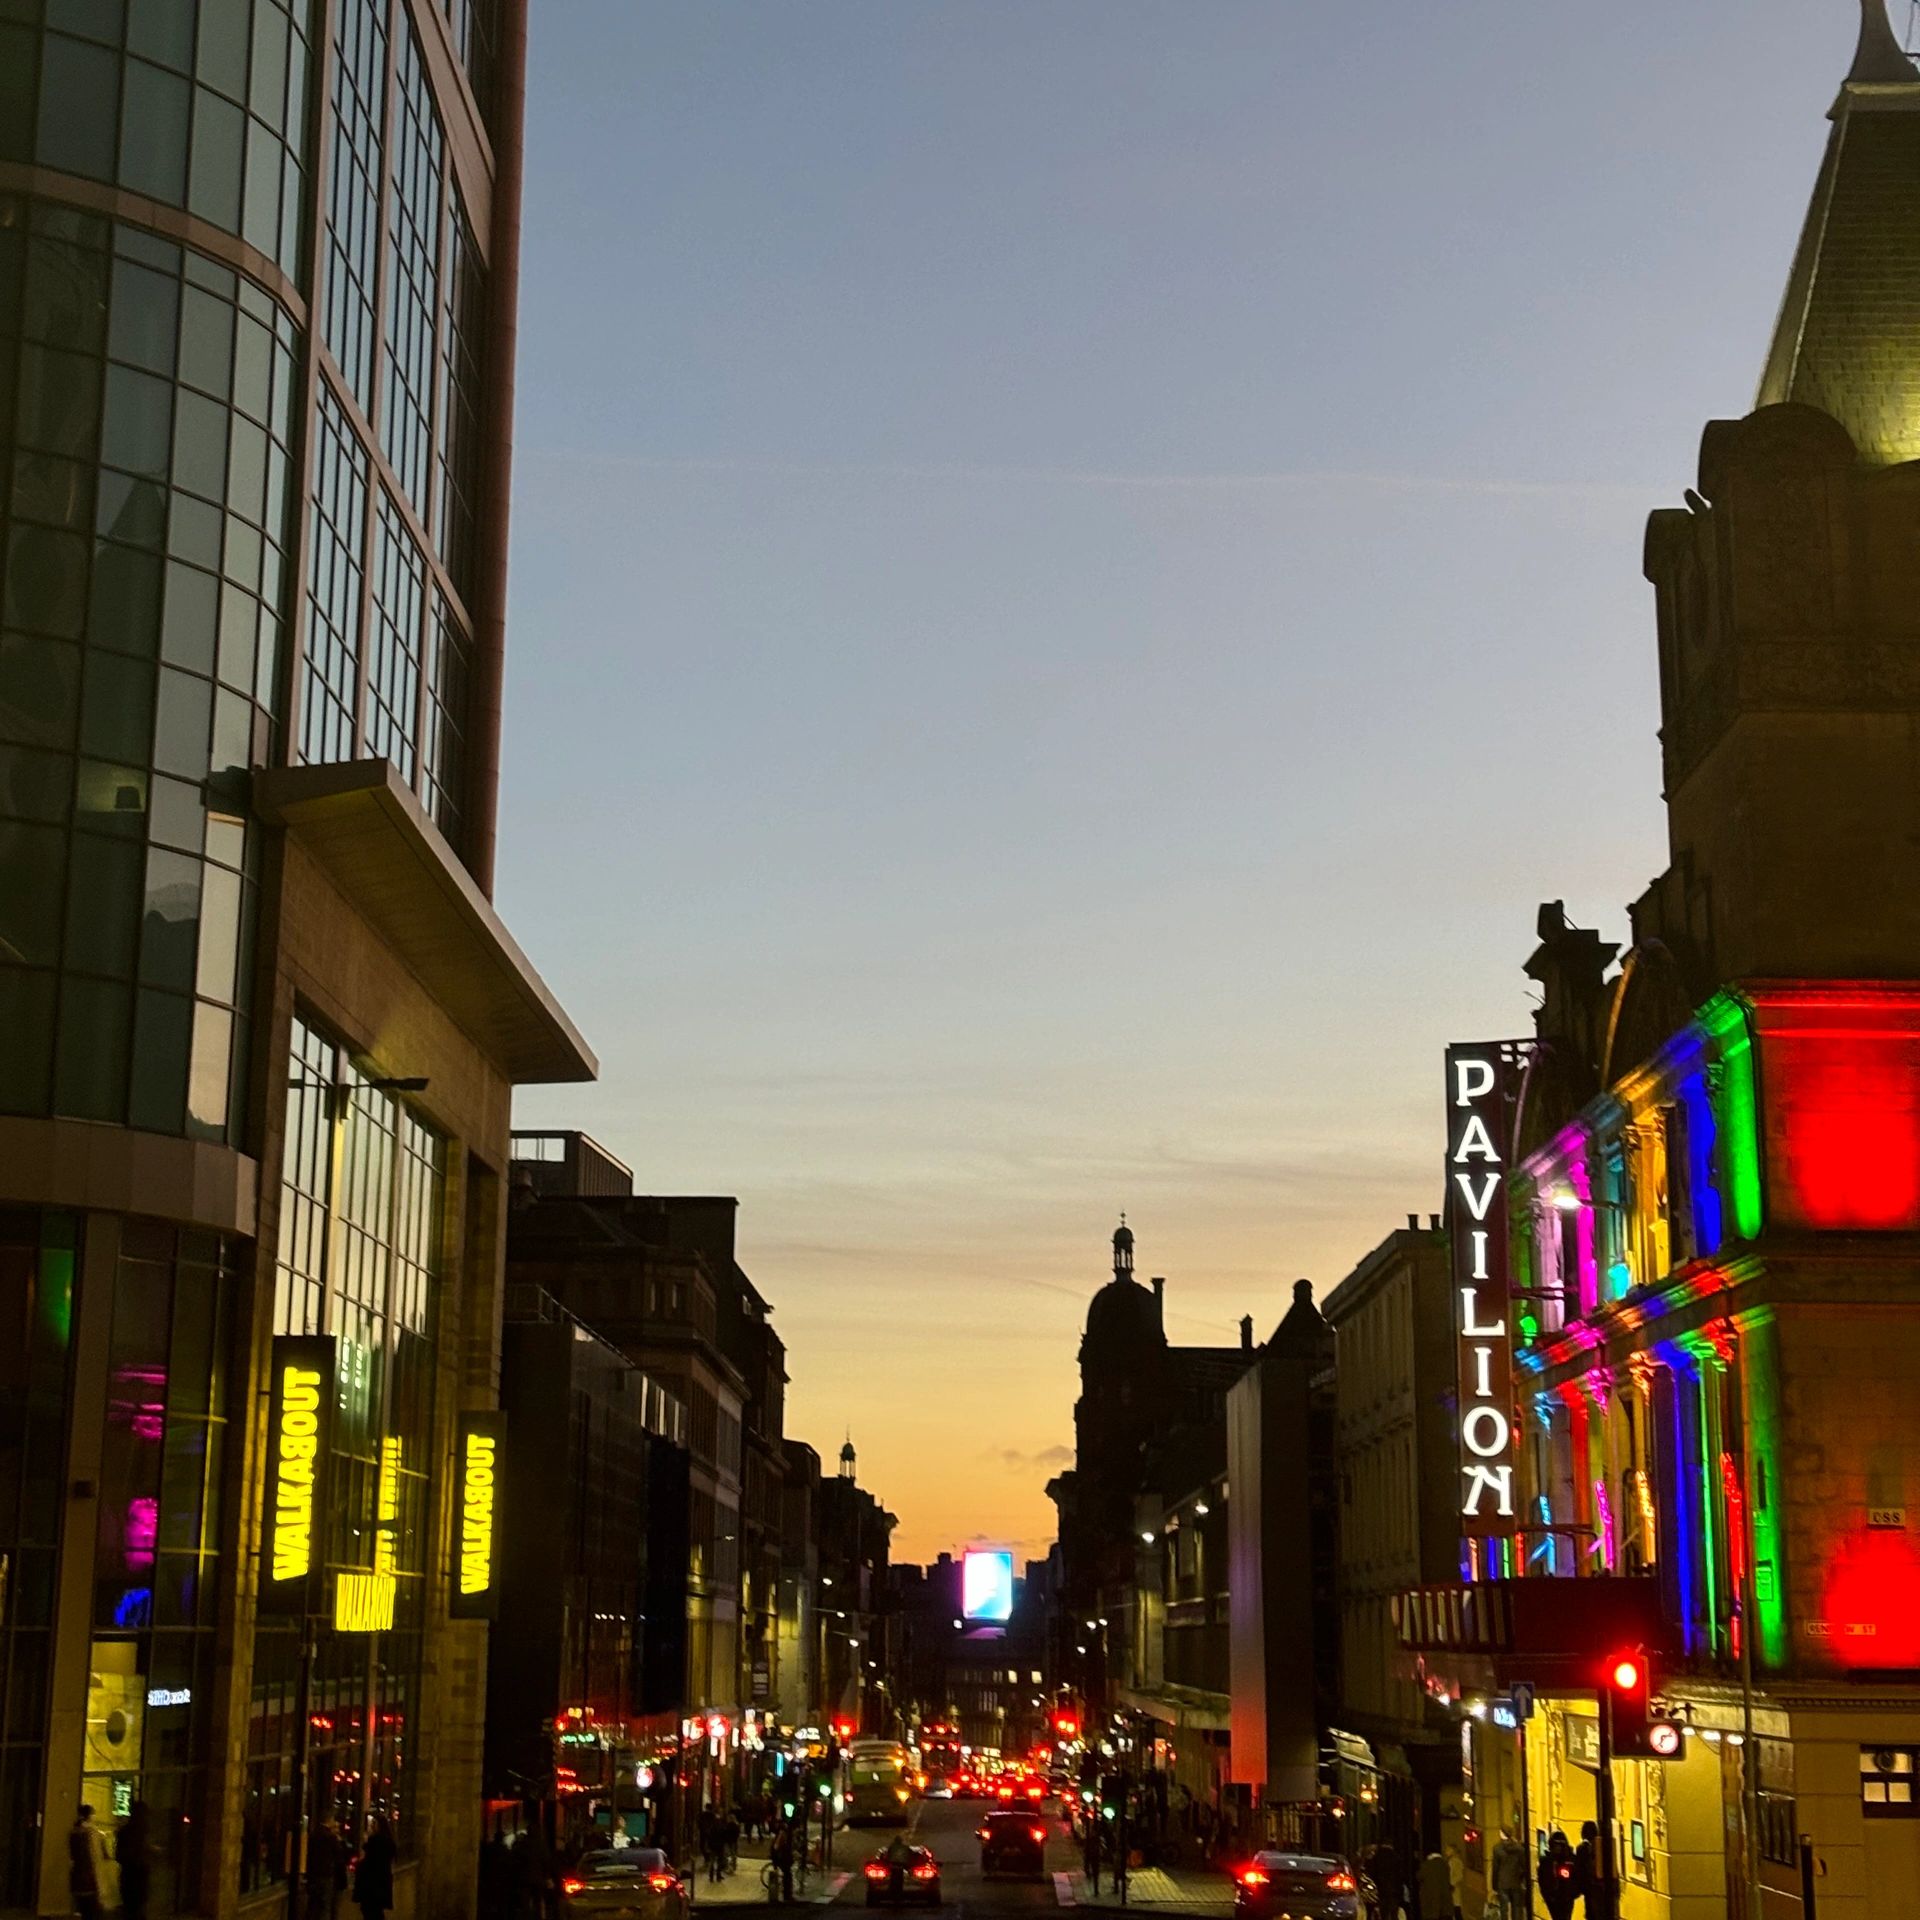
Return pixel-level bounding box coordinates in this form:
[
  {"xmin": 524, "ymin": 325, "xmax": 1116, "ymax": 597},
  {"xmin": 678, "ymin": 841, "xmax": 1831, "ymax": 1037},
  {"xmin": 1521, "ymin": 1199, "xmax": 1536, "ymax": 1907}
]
[{"xmin": 1053, "ymin": 1873, "xmax": 1076, "ymax": 1906}]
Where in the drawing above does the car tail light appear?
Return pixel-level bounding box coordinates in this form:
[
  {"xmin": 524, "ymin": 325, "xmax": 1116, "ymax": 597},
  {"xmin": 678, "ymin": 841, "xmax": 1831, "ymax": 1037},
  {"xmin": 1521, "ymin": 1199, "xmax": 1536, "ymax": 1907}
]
[
  {"xmin": 648, "ymin": 1876, "xmax": 678, "ymax": 1894},
  {"xmin": 1239, "ymin": 1869, "xmax": 1269, "ymax": 1889},
  {"xmin": 1029, "ymin": 1827, "xmax": 1047, "ymax": 1845},
  {"xmin": 1326, "ymin": 1874, "xmax": 1356, "ymax": 1894},
  {"xmin": 864, "ymin": 1865, "xmax": 890, "ymax": 1882},
  {"xmin": 910, "ymin": 1866, "xmax": 938, "ymax": 1882},
  {"xmin": 562, "ymin": 1880, "xmax": 586, "ymax": 1898}
]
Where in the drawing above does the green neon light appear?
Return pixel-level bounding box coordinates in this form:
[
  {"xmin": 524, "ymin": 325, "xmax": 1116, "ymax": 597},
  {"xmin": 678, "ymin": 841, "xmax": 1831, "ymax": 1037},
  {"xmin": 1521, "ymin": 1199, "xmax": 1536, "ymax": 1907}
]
[
  {"xmin": 1742, "ymin": 1312, "xmax": 1789, "ymax": 1669},
  {"xmin": 1702, "ymin": 992, "xmax": 1764, "ymax": 1242}
]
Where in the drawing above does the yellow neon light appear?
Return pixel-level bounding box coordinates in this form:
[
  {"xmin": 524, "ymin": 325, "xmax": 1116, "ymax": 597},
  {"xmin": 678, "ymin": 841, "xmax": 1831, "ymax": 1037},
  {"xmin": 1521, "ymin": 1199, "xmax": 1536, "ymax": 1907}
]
[
  {"xmin": 375, "ymin": 1436, "xmax": 401, "ymax": 1577},
  {"xmin": 271, "ymin": 1364, "xmax": 323, "ymax": 1582},
  {"xmin": 459, "ymin": 1427, "xmax": 497, "ymax": 1597},
  {"xmin": 335, "ymin": 1570, "xmax": 396, "ymax": 1633}
]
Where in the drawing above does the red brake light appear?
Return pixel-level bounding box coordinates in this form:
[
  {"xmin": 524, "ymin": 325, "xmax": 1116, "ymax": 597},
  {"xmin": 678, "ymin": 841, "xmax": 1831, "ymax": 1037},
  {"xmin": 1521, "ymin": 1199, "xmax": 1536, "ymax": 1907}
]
[
  {"xmin": 1239, "ymin": 1869, "xmax": 1269, "ymax": 1889},
  {"xmin": 562, "ymin": 1881, "xmax": 586, "ymax": 1898},
  {"xmin": 1029, "ymin": 1827, "xmax": 1047, "ymax": 1845},
  {"xmin": 864, "ymin": 1865, "xmax": 890, "ymax": 1882},
  {"xmin": 648, "ymin": 1876, "xmax": 677, "ymax": 1894},
  {"xmin": 910, "ymin": 1866, "xmax": 938, "ymax": 1882},
  {"xmin": 1326, "ymin": 1875, "xmax": 1355, "ymax": 1894}
]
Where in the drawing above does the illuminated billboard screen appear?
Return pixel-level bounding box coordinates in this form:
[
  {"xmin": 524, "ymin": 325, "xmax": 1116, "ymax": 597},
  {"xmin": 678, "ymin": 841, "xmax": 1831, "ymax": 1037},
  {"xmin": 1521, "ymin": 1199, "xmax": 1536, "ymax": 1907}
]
[{"xmin": 962, "ymin": 1549, "xmax": 1014, "ymax": 1622}]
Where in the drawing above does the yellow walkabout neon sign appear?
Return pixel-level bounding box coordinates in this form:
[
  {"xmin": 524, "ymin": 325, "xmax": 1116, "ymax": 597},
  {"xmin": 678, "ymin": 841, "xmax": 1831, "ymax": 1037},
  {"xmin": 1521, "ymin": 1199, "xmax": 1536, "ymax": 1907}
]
[
  {"xmin": 261, "ymin": 1336, "xmax": 334, "ymax": 1613},
  {"xmin": 451, "ymin": 1412, "xmax": 505, "ymax": 1620}
]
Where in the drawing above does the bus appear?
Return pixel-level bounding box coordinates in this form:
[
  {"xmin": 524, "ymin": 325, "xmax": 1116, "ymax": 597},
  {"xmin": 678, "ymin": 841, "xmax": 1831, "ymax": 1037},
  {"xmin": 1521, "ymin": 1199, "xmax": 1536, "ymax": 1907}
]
[{"xmin": 844, "ymin": 1740, "xmax": 915, "ymax": 1827}]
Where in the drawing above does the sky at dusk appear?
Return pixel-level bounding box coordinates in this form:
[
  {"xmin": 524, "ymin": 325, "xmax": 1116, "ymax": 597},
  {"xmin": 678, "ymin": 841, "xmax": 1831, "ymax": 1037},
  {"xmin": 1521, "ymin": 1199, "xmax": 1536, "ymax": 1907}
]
[{"xmin": 497, "ymin": 3, "xmax": 1861, "ymax": 1564}]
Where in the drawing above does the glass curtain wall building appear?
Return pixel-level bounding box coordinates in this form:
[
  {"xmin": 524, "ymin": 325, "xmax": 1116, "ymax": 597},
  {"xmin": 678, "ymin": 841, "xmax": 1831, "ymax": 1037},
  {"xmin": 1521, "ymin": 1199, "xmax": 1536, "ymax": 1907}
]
[{"xmin": 0, "ymin": 0, "xmax": 592, "ymax": 1916}]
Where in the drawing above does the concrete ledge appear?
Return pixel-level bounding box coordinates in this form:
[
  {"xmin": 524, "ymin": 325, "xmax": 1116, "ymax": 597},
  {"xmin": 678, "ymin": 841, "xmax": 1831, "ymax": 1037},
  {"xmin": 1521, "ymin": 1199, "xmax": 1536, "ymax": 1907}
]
[{"xmin": 0, "ymin": 1116, "xmax": 257, "ymax": 1235}]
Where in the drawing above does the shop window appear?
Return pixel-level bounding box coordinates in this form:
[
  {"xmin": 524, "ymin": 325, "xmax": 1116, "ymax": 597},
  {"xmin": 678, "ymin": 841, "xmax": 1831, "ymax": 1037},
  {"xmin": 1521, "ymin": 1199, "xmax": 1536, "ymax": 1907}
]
[{"xmin": 1861, "ymin": 1748, "xmax": 1920, "ymax": 1817}]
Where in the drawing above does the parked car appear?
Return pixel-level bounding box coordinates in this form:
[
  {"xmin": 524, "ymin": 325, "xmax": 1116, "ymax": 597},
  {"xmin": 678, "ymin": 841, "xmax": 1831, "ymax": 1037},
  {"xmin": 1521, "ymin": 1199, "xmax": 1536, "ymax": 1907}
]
[
  {"xmin": 978, "ymin": 1811, "xmax": 1049, "ymax": 1879},
  {"xmin": 560, "ymin": 1849, "xmax": 690, "ymax": 1920},
  {"xmin": 1233, "ymin": 1853, "xmax": 1361, "ymax": 1920},
  {"xmin": 862, "ymin": 1840, "xmax": 942, "ymax": 1907}
]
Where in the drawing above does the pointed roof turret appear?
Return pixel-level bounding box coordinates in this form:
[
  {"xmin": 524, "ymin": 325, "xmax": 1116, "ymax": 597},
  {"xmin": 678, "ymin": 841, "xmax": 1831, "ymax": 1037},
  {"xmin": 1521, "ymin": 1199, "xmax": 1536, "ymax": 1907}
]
[
  {"xmin": 1758, "ymin": 4, "xmax": 1920, "ymax": 461},
  {"xmin": 1850, "ymin": 0, "xmax": 1919, "ymax": 83}
]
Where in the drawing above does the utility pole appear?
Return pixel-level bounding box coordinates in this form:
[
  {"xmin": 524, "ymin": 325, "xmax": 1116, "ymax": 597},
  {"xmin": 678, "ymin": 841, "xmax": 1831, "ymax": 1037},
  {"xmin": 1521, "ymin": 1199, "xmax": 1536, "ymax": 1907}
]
[{"xmin": 1594, "ymin": 1692, "xmax": 1618, "ymax": 1920}]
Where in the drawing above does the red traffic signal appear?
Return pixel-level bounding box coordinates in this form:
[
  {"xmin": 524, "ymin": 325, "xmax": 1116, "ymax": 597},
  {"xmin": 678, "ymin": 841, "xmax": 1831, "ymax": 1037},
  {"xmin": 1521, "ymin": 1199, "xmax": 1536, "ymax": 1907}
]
[
  {"xmin": 1052, "ymin": 1713, "xmax": 1079, "ymax": 1740},
  {"xmin": 1608, "ymin": 1656, "xmax": 1644, "ymax": 1693}
]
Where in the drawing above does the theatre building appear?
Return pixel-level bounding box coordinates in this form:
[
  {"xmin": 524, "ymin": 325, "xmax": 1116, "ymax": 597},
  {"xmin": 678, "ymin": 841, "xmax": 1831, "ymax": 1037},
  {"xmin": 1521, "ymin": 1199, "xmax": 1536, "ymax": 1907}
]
[
  {"xmin": 0, "ymin": 0, "xmax": 592, "ymax": 1915},
  {"xmin": 1404, "ymin": 12, "xmax": 1920, "ymax": 1919}
]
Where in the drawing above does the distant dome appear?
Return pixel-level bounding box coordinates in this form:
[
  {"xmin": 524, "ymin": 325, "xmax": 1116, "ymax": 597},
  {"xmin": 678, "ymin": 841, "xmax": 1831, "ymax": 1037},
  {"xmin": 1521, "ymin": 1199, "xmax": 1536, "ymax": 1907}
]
[
  {"xmin": 1112, "ymin": 1222, "xmax": 1134, "ymax": 1254},
  {"xmin": 1085, "ymin": 1275, "xmax": 1160, "ymax": 1349}
]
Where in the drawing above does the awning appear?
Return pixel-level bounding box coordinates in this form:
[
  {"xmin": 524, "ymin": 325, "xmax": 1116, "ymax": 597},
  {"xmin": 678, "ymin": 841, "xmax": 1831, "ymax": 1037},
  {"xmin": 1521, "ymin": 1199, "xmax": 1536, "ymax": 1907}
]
[{"xmin": 254, "ymin": 759, "xmax": 597, "ymax": 1085}]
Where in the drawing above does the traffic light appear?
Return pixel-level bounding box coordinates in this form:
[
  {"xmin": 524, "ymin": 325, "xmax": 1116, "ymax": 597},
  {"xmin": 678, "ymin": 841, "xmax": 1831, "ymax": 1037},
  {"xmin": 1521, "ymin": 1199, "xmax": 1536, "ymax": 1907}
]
[
  {"xmin": 1098, "ymin": 1775, "xmax": 1122, "ymax": 1823},
  {"xmin": 1602, "ymin": 1648, "xmax": 1681, "ymax": 1760},
  {"xmin": 1052, "ymin": 1709, "xmax": 1080, "ymax": 1741}
]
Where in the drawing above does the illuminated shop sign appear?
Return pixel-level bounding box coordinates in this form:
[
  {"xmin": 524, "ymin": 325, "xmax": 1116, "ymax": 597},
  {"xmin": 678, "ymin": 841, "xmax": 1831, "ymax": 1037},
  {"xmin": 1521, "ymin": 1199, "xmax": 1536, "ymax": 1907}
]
[
  {"xmin": 1444, "ymin": 1043, "xmax": 1527, "ymax": 1531},
  {"xmin": 335, "ymin": 1570, "xmax": 396, "ymax": 1633},
  {"xmin": 450, "ymin": 1411, "xmax": 505, "ymax": 1620},
  {"xmin": 260, "ymin": 1335, "xmax": 334, "ymax": 1613},
  {"xmin": 962, "ymin": 1548, "xmax": 1015, "ymax": 1622}
]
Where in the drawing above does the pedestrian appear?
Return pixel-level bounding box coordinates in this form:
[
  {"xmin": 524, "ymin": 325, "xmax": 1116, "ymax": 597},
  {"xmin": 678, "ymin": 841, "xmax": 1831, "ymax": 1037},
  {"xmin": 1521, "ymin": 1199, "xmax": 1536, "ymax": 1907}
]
[
  {"xmin": 1418, "ymin": 1850, "xmax": 1452, "ymax": 1920},
  {"xmin": 1446, "ymin": 1845, "xmax": 1464, "ymax": 1920},
  {"xmin": 1573, "ymin": 1821, "xmax": 1607, "ymax": 1920},
  {"xmin": 721, "ymin": 1809, "xmax": 740, "ymax": 1879},
  {"xmin": 353, "ymin": 1815, "xmax": 397, "ymax": 1920},
  {"xmin": 116, "ymin": 1800, "xmax": 151, "ymax": 1920},
  {"xmin": 1489, "ymin": 1828, "xmax": 1529, "ymax": 1920},
  {"xmin": 698, "ymin": 1808, "xmax": 719, "ymax": 1885},
  {"xmin": 70, "ymin": 1807, "xmax": 102, "ymax": 1920},
  {"xmin": 770, "ymin": 1820, "xmax": 794, "ymax": 1905},
  {"xmin": 1365, "ymin": 1841, "xmax": 1404, "ymax": 1920},
  {"xmin": 1538, "ymin": 1833, "xmax": 1577, "ymax": 1920},
  {"xmin": 310, "ymin": 1818, "xmax": 348, "ymax": 1920}
]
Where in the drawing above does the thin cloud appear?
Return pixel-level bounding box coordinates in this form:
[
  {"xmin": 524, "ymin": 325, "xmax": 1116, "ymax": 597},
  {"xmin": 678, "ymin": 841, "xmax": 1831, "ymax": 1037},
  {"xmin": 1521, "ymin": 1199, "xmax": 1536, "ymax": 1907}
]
[
  {"xmin": 522, "ymin": 448, "xmax": 1652, "ymax": 504},
  {"xmin": 987, "ymin": 1443, "xmax": 1073, "ymax": 1472}
]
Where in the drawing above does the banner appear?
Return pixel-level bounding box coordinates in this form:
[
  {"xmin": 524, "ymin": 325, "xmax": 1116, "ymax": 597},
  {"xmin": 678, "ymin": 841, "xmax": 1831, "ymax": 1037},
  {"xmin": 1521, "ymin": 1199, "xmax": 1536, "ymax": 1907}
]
[
  {"xmin": 260, "ymin": 1335, "xmax": 334, "ymax": 1614},
  {"xmin": 450, "ymin": 1410, "xmax": 505, "ymax": 1620}
]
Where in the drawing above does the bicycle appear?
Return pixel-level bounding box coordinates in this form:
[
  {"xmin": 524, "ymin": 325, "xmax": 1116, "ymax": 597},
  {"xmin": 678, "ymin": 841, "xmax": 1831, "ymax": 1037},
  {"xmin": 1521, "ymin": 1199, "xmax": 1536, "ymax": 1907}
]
[{"xmin": 760, "ymin": 1856, "xmax": 815, "ymax": 1903}]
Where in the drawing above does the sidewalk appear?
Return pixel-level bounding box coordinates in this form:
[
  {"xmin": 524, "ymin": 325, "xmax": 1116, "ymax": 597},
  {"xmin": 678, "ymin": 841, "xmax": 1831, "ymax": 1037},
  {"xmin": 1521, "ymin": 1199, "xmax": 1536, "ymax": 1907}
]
[
  {"xmin": 685, "ymin": 1836, "xmax": 852, "ymax": 1910},
  {"xmin": 1058, "ymin": 1866, "xmax": 1235, "ymax": 1915}
]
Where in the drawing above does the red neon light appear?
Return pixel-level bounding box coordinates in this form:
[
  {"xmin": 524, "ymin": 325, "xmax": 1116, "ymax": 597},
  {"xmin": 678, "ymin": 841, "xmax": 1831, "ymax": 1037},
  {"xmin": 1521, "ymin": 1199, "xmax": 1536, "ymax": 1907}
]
[{"xmin": 1822, "ymin": 1528, "xmax": 1920, "ymax": 1669}]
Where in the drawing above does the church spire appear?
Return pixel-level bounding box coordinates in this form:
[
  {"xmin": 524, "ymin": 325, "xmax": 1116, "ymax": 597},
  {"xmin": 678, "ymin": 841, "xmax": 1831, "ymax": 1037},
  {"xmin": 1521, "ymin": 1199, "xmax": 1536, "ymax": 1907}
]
[{"xmin": 1849, "ymin": 0, "xmax": 1919, "ymax": 84}]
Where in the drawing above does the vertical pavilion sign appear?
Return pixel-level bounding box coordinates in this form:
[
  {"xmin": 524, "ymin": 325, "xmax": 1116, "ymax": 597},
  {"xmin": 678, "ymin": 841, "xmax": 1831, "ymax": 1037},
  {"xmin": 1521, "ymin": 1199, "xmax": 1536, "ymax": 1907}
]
[
  {"xmin": 450, "ymin": 1411, "xmax": 504, "ymax": 1620},
  {"xmin": 1445, "ymin": 1043, "xmax": 1526, "ymax": 1534},
  {"xmin": 260, "ymin": 1334, "xmax": 334, "ymax": 1614}
]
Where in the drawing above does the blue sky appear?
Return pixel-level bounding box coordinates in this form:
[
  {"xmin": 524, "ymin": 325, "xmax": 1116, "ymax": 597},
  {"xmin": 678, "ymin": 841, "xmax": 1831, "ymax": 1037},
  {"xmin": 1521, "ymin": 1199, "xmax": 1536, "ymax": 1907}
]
[{"xmin": 498, "ymin": 2, "xmax": 1861, "ymax": 1561}]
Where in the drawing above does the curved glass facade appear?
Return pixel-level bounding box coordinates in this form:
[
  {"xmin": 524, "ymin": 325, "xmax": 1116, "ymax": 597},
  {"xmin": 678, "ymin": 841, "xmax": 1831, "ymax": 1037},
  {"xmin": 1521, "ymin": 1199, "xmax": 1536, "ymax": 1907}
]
[
  {"xmin": 1, "ymin": 0, "xmax": 316, "ymax": 284},
  {"xmin": 0, "ymin": 195, "xmax": 298, "ymax": 1140}
]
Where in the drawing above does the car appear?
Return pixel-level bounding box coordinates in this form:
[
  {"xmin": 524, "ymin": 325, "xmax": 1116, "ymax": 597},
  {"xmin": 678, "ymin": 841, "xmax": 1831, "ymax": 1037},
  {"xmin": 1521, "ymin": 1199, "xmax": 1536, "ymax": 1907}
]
[
  {"xmin": 1234, "ymin": 1854, "xmax": 1362, "ymax": 1920},
  {"xmin": 862, "ymin": 1841, "xmax": 942, "ymax": 1907},
  {"xmin": 978, "ymin": 1811, "xmax": 1050, "ymax": 1879},
  {"xmin": 560, "ymin": 1849, "xmax": 690, "ymax": 1920}
]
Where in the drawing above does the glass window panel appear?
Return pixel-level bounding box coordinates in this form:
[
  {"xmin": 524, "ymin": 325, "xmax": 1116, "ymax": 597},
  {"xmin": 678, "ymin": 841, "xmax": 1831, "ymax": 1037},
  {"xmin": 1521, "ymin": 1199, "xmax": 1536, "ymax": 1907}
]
[
  {"xmin": 64, "ymin": 830, "xmax": 142, "ymax": 976},
  {"xmin": 210, "ymin": 685, "xmax": 249, "ymax": 776},
  {"xmin": 160, "ymin": 562, "xmax": 218, "ymax": 674},
  {"xmin": 187, "ymin": 91, "xmax": 245, "ymax": 232},
  {"xmin": 127, "ymin": 0, "xmax": 194, "ymax": 69},
  {"xmin": 167, "ymin": 491, "xmax": 222, "ymax": 571},
  {"xmin": 178, "ymin": 283, "xmax": 234, "ymax": 399},
  {"xmin": 79, "ymin": 650, "xmax": 153, "ymax": 765},
  {"xmin": 193, "ymin": 861, "xmax": 240, "ymax": 1000},
  {"xmin": 217, "ymin": 583, "xmax": 256, "ymax": 690},
  {"xmin": 0, "ymin": 632, "xmax": 81, "ymax": 747},
  {"xmin": 120, "ymin": 59, "xmax": 191, "ymax": 205},
  {"xmin": 251, "ymin": 2, "xmax": 289, "ymax": 124},
  {"xmin": 90, "ymin": 540, "xmax": 164, "ymax": 654},
  {"xmin": 205, "ymin": 799, "xmax": 244, "ymax": 872},
  {"xmin": 46, "ymin": 0, "xmax": 124, "ymax": 43},
  {"xmin": 74, "ymin": 759, "xmax": 150, "ymax": 834},
  {"xmin": 3, "ymin": 525, "xmax": 88, "ymax": 637},
  {"xmin": 0, "ymin": 744, "xmax": 71, "ymax": 823},
  {"xmin": 171, "ymin": 388, "xmax": 228, "ymax": 501},
  {"xmin": 0, "ymin": 824, "xmax": 65, "ymax": 966},
  {"xmin": 0, "ymin": 969, "xmax": 55, "ymax": 1113},
  {"xmin": 12, "ymin": 452, "xmax": 94, "ymax": 532},
  {"xmin": 243, "ymin": 119, "xmax": 281, "ymax": 259},
  {"xmin": 365, "ymin": 496, "xmax": 423, "ymax": 783},
  {"xmin": 100, "ymin": 366, "xmax": 173, "ymax": 481},
  {"xmin": 0, "ymin": 25, "xmax": 37, "ymax": 165},
  {"xmin": 94, "ymin": 474, "xmax": 168, "ymax": 553},
  {"xmin": 36, "ymin": 34, "xmax": 119, "ymax": 181},
  {"xmin": 109, "ymin": 257, "xmax": 181, "ymax": 375},
  {"xmin": 185, "ymin": 1001, "xmax": 231, "ymax": 1141},
  {"xmin": 231, "ymin": 313, "xmax": 272, "ymax": 425},
  {"xmin": 128, "ymin": 987, "xmax": 190, "ymax": 1132},
  {"xmin": 148, "ymin": 774, "xmax": 204, "ymax": 855},
  {"xmin": 382, "ymin": 17, "xmax": 442, "ymax": 517},
  {"xmin": 322, "ymin": 0, "xmax": 387, "ymax": 412},
  {"xmin": 222, "ymin": 515, "xmax": 262, "ymax": 596},
  {"xmin": 300, "ymin": 387, "xmax": 366, "ymax": 765},
  {"xmin": 16, "ymin": 345, "xmax": 101, "ymax": 458},
  {"xmin": 157, "ymin": 1419, "xmax": 208, "ymax": 1551},
  {"xmin": 139, "ymin": 847, "xmax": 201, "ymax": 992},
  {"xmin": 197, "ymin": 0, "xmax": 251, "ymax": 97},
  {"xmin": 227, "ymin": 414, "xmax": 267, "ymax": 523},
  {"xmin": 53, "ymin": 973, "xmax": 131, "ymax": 1120},
  {"xmin": 152, "ymin": 666, "xmax": 211, "ymax": 778}
]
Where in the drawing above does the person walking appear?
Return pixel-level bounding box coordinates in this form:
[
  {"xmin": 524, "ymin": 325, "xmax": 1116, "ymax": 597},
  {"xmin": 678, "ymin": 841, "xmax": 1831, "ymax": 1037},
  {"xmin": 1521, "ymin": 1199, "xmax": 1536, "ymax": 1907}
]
[
  {"xmin": 353, "ymin": 1815, "xmax": 396, "ymax": 1920},
  {"xmin": 769, "ymin": 1820, "xmax": 794, "ymax": 1905},
  {"xmin": 309, "ymin": 1818, "xmax": 348, "ymax": 1920},
  {"xmin": 1573, "ymin": 1821, "xmax": 1609, "ymax": 1920},
  {"xmin": 1418, "ymin": 1850, "xmax": 1452, "ymax": 1920},
  {"xmin": 1364, "ymin": 1841, "xmax": 1403, "ymax": 1920},
  {"xmin": 1538, "ymin": 1833, "xmax": 1578, "ymax": 1920},
  {"xmin": 69, "ymin": 1807, "xmax": 102, "ymax": 1920},
  {"xmin": 116, "ymin": 1802, "xmax": 152, "ymax": 1920},
  {"xmin": 1489, "ymin": 1828, "xmax": 1529, "ymax": 1920}
]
